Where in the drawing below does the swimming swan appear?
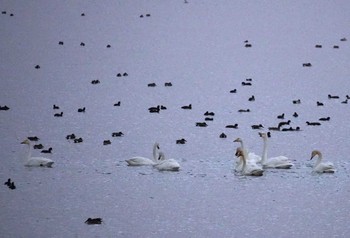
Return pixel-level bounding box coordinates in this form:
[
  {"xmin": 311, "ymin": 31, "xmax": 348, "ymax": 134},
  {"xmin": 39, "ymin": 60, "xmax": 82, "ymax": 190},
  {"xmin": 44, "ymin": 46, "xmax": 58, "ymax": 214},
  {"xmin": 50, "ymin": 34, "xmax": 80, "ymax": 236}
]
[
  {"xmin": 310, "ymin": 150, "xmax": 335, "ymax": 173},
  {"xmin": 153, "ymin": 151, "xmax": 180, "ymax": 171},
  {"xmin": 126, "ymin": 142, "xmax": 160, "ymax": 166},
  {"xmin": 259, "ymin": 132, "xmax": 294, "ymax": 169},
  {"xmin": 235, "ymin": 148, "xmax": 263, "ymax": 176},
  {"xmin": 233, "ymin": 138, "xmax": 261, "ymax": 163},
  {"xmin": 21, "ymin": 139, "xmax": 54, "ymax": 167}
]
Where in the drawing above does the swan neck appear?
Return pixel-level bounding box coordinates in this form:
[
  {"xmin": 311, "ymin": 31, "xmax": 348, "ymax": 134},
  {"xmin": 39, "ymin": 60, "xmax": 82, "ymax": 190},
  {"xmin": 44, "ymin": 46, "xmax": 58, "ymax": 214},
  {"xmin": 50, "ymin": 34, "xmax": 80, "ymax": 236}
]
[
  {"xmin": 261, "ymin": 137, "xmax": 268, "ymax": 163},
  {"xmin": 152, "ymin": 144, "xmax": 158, "ymax": 161},
  {"xmin": 314, "ymin": 153, "xmax": 323, "ymax": 167},
  {"xmin": 26, "ymin": 143, "xmax": 32, "ymax": 161}
]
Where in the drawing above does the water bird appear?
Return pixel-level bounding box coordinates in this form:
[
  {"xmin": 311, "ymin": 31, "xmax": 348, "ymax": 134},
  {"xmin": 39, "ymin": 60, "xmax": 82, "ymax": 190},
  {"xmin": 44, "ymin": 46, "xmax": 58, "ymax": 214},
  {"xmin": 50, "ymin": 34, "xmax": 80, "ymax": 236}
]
[
  {"xmin": 54, "ymin": 112, "xmax": 63, "ymax": 117},
  {"xmin": 328, "ymin": 94, "xmax": 339, "ymax": 99},
  {"xmin": 103, "ymin": 140, "xmax": 111, "ymax": 145},
  {"xmin": 281, "ymin": 127, "xmax": 301, "ymax": 132},
  {"xmin": 146, "ymin": 14, "xmax": 151, "ymax": 17},
  {"xmin": 160, "ymin": 105, "xmax": 167, "ymax": 110},
  {"xmin": 81, "ymin": 13, "xmax": 85, "ymax": 16},
  {"xmin": 91, "ymin": 80, "xmax": 100, "ymax": 84},
  {"xmin": 226, "ymin": 124, "xmax": 238, "ymax": 129},
  {"xmin": 204, "ymin": 111, "xmax": 215, "ymax": 116},
  {"xmin": 114, "ymin": 101, "xmax": 121, "ymax": 106},
  {"xmin": 238, "ymin": 109, "xmax": 250, "ymax": 113},
  {"xmin": 293, "ymin": 99, "xmax": 301, "ymax": 104},
  {"xmin": 27, "ymin": 136, "xmax": 39, "ymax": 141},
  {"xmin": 78, "ymin": 107, "xmax": 85, "ymax": 113},
  {"xmin": 306, "ymin": 121, "xmax": 321, "ymax": 126},
  {"xmin": 341, "ymin": 99, "xmax": 348, "ymax": 104},
  {"xmin": 80, "ymin": 42, "xmax": 85, "ymax": 46},
  {"xmin": 204, "ymin": 117, "xmax": 213, "ymax": 121},
  {"xmin": 148, "ymin": 105, "xmax": 160, "ymax": 113},
  {"xmin": 333, "ymin": 45, "xmax": 339, "ymax": 49},
  {"xmin": 181, "ymin": 104, "xmax": 192, "ymax": 109},
  {"xmin": 317, "ymin": 101, "xmax": 324, "ymax": 106},
  {"xmin": 219, "ymin": 133, "xmax": 227, "ymax": 138},
  {"xmin": 310, "ymin": 150, "xmax": 335, "ymax": 173},
  {"xmin": 4, "ymin": 178, "xmax": 11, "ymax": 186},
  {"xmin": 74, "ymin": 138, "xmax": 83, "ymax": 143},
  {"xmin": 35, "ymin": 65, "xmax": 40, "ymax": 69},
  {"xmin": 85, "ymin": 218, "xmax": 102, "ymax": 225},
  {"xmin": 0, "ymin": 105, "xmax": 10, "ymax": 110},
  {"xmin": 53, "ymin": 104, "xmax": 60, "ymax": 109},
  {"xmin": 123, "ymin": 72, "xmax": 128, "ymax": 77},
  {"xmin": 244, "ymin": 43, "xmax": 252, "ymax": 48},
  {"xmin": 126, "ymin": 142, "xmax": 160, "ymax": 166},
  {"xmin": 241, "ymin": 82, "xmax": 252, "ymax": 86},
  {"xmin": 233, "ymin": 138, "xmax": 261, "ymax": 163},
  {"xmin": 315, "ymin": 44, "xmax": 322, "ymax": 48},
  {"xmin": 278, "ymin": 120, "xmax": 291, "ymax": 128},
  {"xmin": 196, "ymin": 122, "xmax": 207, "ymax": 127},
  {"xmin": 41, "ymin": 147, "xmax": 52, "ymax": 154},
  {"xmin": 235, "ymin": 148, "xmax": 263, "ymax": 176},
  {"xmin": 258, "ymin": 132, "xmax": 293, "ymax": 169},
  {"xmin": 277, "ymin": 113, "xmax": 285, "ymax": 119},
  {"xmin": 319, "ymin": 117, "xmax": 330, "ymax": 121},
  {"xmin": 153, "ymin": 151, "xmax": 180, "ymax": 171},
  {"xmin": 176, "ymin": 138, "xmax": 186, "ymax": 144},
  {"xmin": 229, "ymin": 89, "xmax": 237, "ymax": 93},
  {"xmin": 302, "ymin": 63, "xmax": 312, "ymax": 67},
  {"xmin": 248, "ymin": 95, "xmax": 255, "ymax": 101},
  {"xmin": 106, "ymin": 44, "xmax": 111, "ymax": 48},
  {"xmin": 58, "ymin": 41, "xmax": 64, "ymax": 45},
  {"xmin": 164, "ymin": 82, "xmax": 172, "ymax": 86},
  {"xmin": 20, "ymin": 139, "xmax": 54, "ymax": 167},
  {"xmin": 66, "ymin": 133, "xmax": 76, "ymax": 140},
  {"xmin": 293, "ymin": 112, "xmax": 299, "ymax": 118},
  {"xmin": 268, "ymin": 125, "xmax": 281, "ymax": 131},
  {"xmin": 116, "ymin": 73, "xmax": 122, "ymax": 77},
  {"xmin": 9, "ymin": 182, "xmax": 16, "ymax": 190},
  {"xmin": 148, "ymin": 83, "xmax": 156, "ymax": 87},
  {"xmin": 112, "ymin": 132, "xmax": 124, "ymax": 137},
  {"xmin": 251, "ymin": 124, "xmax": 264, "ymax": 129},
  {"xmin": 340, "ymin": 38, "xmax": 347, "ymax": 41}
]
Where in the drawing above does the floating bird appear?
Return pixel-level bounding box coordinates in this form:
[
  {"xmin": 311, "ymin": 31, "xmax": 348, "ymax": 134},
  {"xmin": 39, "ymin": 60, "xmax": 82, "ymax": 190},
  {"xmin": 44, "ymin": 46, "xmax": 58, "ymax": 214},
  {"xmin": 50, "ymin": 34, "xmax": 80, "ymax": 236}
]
[
  {"xmin": 20, "ymin": 139, "xmax": 54, "ymax": 167},
  {"xmin": 112, "ymin": 132, "xmax": 124, "ymax": 137},
  {"xmin": 181, "ymin": 104, "xmax": 192, "ymax": 109},
  {"xmin": 176, "ymin": 138, "xmax": 186, "ymax": 144},
  {"xmin": 319, "ymin": 117, "xmax": 330, "ymax": 121},
  {"xmin": 226, "ymin": 124, "xmax": 238, "ymax": 129},
  {"xmin": 153, "ymin": 151, "xmax": 180, "ymax": 171},
  {"xmin": 219, "ymin": 133, "xmax": 227, "ymax": 138},
  {"xmin": 41, "ymin": 148, "xmax": 52, "ymax": 154},
  {"xmin": 126, "ymin": 143, "xmax": 160, "ymax": 166},
  {"xmin": 306, "ymin": 121, "xmax": 321, "ymax": 126},
  {"xmin": 310, "ymin": 150, "xmax": 335, "ymax": 173},
  {"xmin": 78, "ymin": 107, "xmax": 85, "ymax": 113},
  {"xmin": 196, "ymin": 122, "xmax": 207, "ymax": 127},
  {"xmin": 85, "ymin": 218, "xmax": 102, "ymax": 225}
]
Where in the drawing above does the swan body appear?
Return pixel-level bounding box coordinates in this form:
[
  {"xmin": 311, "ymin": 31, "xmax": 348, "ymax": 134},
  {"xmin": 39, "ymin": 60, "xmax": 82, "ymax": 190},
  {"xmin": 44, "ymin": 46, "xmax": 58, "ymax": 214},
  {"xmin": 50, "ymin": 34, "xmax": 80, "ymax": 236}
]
[
  {"xmin": 233, "ymin": 138, "xmax": 262, "ymax": 163},
  {"xmin": 21, "ymin": 139, "xmax": 54, "ymax": 167},
  {"xmin": 310, "ymin": 150, "xmax": 335, "ymax": 173},
  {"xmin": 259, "ymin": 133, "xmax": 293, "ymax": 169},
  {"xmin": 235, "ymin": 148, "xmax": 263, "ymax": 176},
  {"xmin": 153, "ymin": 151, "xmax": 180, "ymax": 171},
  {"xmin": 126, "ymin": 143, "xmax": 160, "ymax": 166}
]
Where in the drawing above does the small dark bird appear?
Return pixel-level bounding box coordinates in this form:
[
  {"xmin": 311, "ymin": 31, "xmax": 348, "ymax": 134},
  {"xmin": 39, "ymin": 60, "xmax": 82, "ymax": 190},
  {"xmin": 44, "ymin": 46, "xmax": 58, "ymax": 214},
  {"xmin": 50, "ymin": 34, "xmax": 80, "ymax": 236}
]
[
  {"xmin": 148, "ymin": 83, "xmax": 156, "ymax": 87},
  {"xmin": 251, "ymin": 124, "xmax": 264, "ymax": 129},
  {"xmin": 53, "ymin": 104, "xmax": 60, "ymax": 109},
  {"xmin": 341, "ymin": 99, "xmax": 348, "ymax": 104},
  {"xmin": 4, "ymin": 178, "xmax": 11, "ymax": 186},
  {"xmin": 106, "ymin": 44, "xmax": 111, "ymax": 48},
  {"xmin": 293, "ymin": 112, "xmax": 299, "ymax": 118},
  {"xmin": 176, "ymin": 138, "xmax": 187, "ymax": 144},
  {"xmin": 54, "ymin": 112, "xmax": 63, "ymax": 117},
  {"xmin": 245, "ymin": 43, "xmax": 252, "ymax": 48},
  {"xmin": 306, "ymin": 121, "xmax": 321, "ymax": 126},
  {"xmin": 146, "ymin": 14, "xmax": 151, "ymax": 17},
  {"xmin": 248, "ymin": 95, "xmax": 255, "ymax": 101},
  {"xmin": 268, "ymin": 125, "xmax": 281, "ymax": 131},
  {"xmin": 85, "ymin": 218, "xmax": 102, "ymax": 225},
  {"xmin": 315, "ymin": 44, "xmax": 322, "ymax": 48},
  {"xmin": 328, "ymin": 94, "xmax": 339, "ymax": 99},
  {"xmin": 226, "ymin": 124, "xmax": 238, "ymax": 129},
  {"xmin": 293, "ymin": 99, "xmax": 301, "ymax": 104},
  {"xmin": 140, "ymin": 14, "xmax": 144, "ymax": 18},
  {"xmin": 41, "ymin": 148, "xmax": 52, "ymax": 154},
  {"xmin": 33, "ymin": 144, "xmax": 44, "ymax": 149},
  {"xmin": 66, "ymin": 134, "xmax": 76, "ymax": 140},
  {"xmin": 116, "ymin": 73, "xmax": 122, "ymax": 77},
  {"xmin": 205, "ymin": 117, "xmax": 213, "ymax": 121},
  {"xmin": 317, "ymin": 101, "xmax": 324, "ymax": 106},
  {"xmin": 241, "ymin": 82, "xmax": 252, "ymax": 86},
  {"xmin": 340, "ymin": 38, "xmax": 347, "ymax": 42},
  {"xmin": 181, "ymin": 104, "xmax": 192, "ymax": 110},
  {"xmin": 277, "ymin": 113, "xmax": 285, "ymax": 119},
  {"xmin": 114, "ymin": 101, "xmax": 121, "ymax": 107},
  {"xmin": 74, "ymin": 138, "xmax": 83, "ymax": 143},
  {"xmin": 78, "ymin": 107, "xmax": 85, "ymax": 113},
  {"xmin": 238, "ymin": 109, "xmax": 250, "ymax": 113},
  {"xmin": 302, "ymin": 63, "xmax": 312, "ymax": 67},
  {"xmin": 160, "ymin": 105, "xmax": 167, "ymax": 110},
  {"xmin": 164, "ymin": 82, "xmax": 172, "ymax": 86},
  {"xmin": 333, "ymin": 45, "xmax": 339, "ymax": 49},
  {"xmin": 148, "ymin": 105, "xmax": 160, "ymax": 113},
  {"xmin": 219, "ymin": 133, "xmax": 227, "ymax": 138},
  {"xmin": 278, "ymin": 120, "xmax": 291, "ymax": 128},
  {"xmin": 319, "ymin": 117, "xmax": 330, "ymax": 121},
  {"xmin": 81, "ymin": 13, "xmax": 85, "ymax": 16},
  {"xmin": 0, "ymin": 105, "xmax": 10, "ymax": 110},
  {"xmin": 229, "ymin": 89, "xmax": 237, "ymax": 93},
  {"xmin": 103, "ymin": 140, "xmax": 111, "ymax": 145},
  {"xmin": 27, "ymin": 136, "xmax": 39, "ymax": 141},
  {"xmin": 58, "ymin": 41, "xmax": 64, "ymax": 45},
  {"xmin": 246, "ymin": 78, "xmax": 252, "ymax": 82},
  {"xmin": 80, "ymin": 42, "xmax": 85, "ymax": 46},
  {"xmin": 112, "ymin": 132, "xmax": 124, "ymax": 137},
  {"xmin": 9, "ymin": 182, "xmax": 16, "ymax": 190},
  {"xmin": 123, "ymin": 72, "xmax": 128, "ymax": 77},
  {"xmin": 35, "ymin": 65, "xmax": 40, "ymax": 69},
  {"xmin": 204, "ymin": 111, "xmax": 215, "ymax": 116},
  {"xmin": 196, "ymin": 122, "xmax": 207, "ymax": 127}
]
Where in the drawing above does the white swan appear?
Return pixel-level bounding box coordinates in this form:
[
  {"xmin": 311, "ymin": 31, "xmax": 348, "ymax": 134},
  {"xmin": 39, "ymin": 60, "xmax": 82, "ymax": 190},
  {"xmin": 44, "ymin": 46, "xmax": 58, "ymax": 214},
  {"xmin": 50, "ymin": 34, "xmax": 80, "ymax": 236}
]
[
  {"xmin": 310, "ymin": 150, "xmax": 335, "ymax": 173},
  {"xmin": 21, "ymin": 139, "xmax": 54, "ymax": 167},
  {"xmin": 235, "ymin": 148, "xmax": 263, "ymax": 176},
  {"xmin": 259, "ymin": 132, "xmax": 294, "ymax": 169},
  {"xmin": 125, "ymin": 142, "xmax": 159, "ymax": 166},
  {"xmin": 153, "ymin": 151, "xmax": 180, "ymax": 171},
  {"xmin": 233, "ymin": 138, "xmax": 262, "ymax": 163}
]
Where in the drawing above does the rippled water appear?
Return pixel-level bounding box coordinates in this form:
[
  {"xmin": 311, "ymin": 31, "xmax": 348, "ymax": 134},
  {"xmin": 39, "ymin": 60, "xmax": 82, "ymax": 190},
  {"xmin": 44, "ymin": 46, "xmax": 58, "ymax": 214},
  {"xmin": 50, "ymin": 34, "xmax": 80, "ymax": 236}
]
[{"xmin": 1, "ymin": 1, "xmax": 350, "ymax": 237}]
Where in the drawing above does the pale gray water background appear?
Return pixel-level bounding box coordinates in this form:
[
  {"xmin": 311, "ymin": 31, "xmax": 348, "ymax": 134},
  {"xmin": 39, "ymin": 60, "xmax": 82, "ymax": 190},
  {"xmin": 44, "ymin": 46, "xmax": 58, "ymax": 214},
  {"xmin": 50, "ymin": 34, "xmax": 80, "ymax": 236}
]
[{"xmin": 1, "ymin": 1, "xmax": 350, "ymax": 237}]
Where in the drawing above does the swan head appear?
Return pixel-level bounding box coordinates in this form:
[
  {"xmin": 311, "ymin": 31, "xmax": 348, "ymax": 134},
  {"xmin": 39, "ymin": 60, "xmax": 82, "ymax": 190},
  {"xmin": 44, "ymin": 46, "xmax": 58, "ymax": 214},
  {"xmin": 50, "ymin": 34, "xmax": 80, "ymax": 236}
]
[
  {"xmin": 154, "ymin": 142, "xmax": 160, "ymax": 150},
  {"xmin": 310, "ymin": 150, "xmax": 322, "ymax": 160},
  {"xmin": 233, "ymin": 138, "xmax": 242, "ymax": 143},
  {"xmin": 21, "ymin": 139, "xmax": 31, "ymax": 145}
]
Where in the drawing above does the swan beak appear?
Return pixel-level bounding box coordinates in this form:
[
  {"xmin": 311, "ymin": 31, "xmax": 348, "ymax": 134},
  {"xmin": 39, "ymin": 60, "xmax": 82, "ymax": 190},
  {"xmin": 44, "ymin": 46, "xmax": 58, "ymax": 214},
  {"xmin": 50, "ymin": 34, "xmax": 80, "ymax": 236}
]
[
  {"xmin": 310, "ymin": 155, "xmax": 315, "ymax": 160},
  {"xmin": 233, "ymin": 138, "xmax": 239, "ymax": 142}
]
